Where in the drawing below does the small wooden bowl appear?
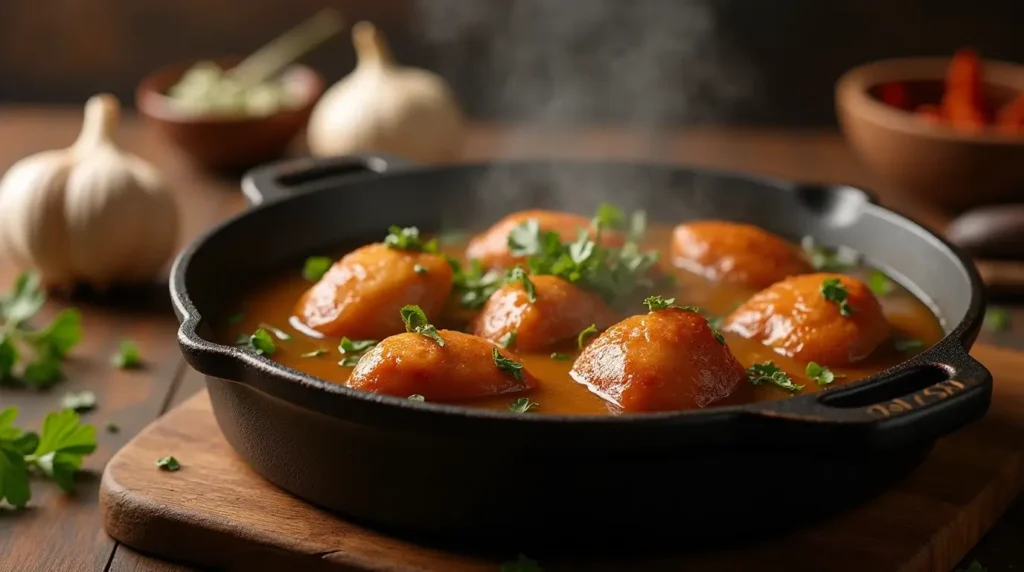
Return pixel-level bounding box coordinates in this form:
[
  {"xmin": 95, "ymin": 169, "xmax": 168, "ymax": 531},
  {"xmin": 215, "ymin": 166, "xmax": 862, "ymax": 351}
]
[
  {"xmin": 836, "ymin": 57, "xmax": 1024, "ymax": 213},
  {"xmin": 136, "ymin": 57, "xmax": 324, "ymax": 172}
]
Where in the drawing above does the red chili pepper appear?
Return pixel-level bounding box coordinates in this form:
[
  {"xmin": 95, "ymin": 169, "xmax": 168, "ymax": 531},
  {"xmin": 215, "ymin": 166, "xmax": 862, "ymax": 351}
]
[{"xmin": 941, "ymin": 48, "xmax": 990, "ymax": 131}]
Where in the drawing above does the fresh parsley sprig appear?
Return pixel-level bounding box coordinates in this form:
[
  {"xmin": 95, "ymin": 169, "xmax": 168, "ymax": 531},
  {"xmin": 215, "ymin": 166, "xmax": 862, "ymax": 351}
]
[
  {"xmin": 384, "ymin": 226, "xmax": 439, "ymax": 254},
  {"xmin": 643, "ymin": 295, "xmax": 699, "ymax": 313},
  {"xmin": 820, "ymin": 277, "xmax": 854, "ymax": 317},
  {"xmin": 492, "ymin": 348, "xmax": 525, "ymax": 383},
  {"xmin": 806, "ymin": 361, "xmax": 839, "ymax": 386},
  {"xmin": 401, "ymin": 305, "xmax": 444, "ymax": 346},
  {"xmin": 508, "ymin": 397, "xmax": 539, "ymax": 413},
  {"xmin": 338, "ymin": 337, "xmax": 378, "ymax": 367},
  {"xmin": 0, "ymin": 407, "xmax": 97, "ymax": 509},
  {"xmin": 449, "ymin": 258, "xmax": 505, "ymax": 310},
  {"xmin": 0, "ymin": 272, "xmax": 83, "ymax": 389},
  {"xmin": 747, "ymin": 362, "xmax": 803, "ymax": 393}
]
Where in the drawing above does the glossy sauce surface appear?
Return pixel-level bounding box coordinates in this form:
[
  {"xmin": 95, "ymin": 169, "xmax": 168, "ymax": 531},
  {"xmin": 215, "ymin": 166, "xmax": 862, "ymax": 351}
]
[{"xmin": 225, "ymin": 226, "xmax": 945, "ymax": 415}]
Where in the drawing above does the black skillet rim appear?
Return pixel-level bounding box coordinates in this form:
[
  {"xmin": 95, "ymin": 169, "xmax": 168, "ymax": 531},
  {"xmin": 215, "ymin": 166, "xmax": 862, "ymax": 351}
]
[{"xmin": 169, "ymin": 159, "xmax": 988, "ymax": 427}]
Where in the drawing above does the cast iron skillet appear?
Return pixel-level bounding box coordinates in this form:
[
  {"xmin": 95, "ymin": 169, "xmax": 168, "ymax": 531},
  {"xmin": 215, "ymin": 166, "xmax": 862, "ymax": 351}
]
[{"xmin": 170, "ymin": 154, "xmax": 991, "ymax": 552}]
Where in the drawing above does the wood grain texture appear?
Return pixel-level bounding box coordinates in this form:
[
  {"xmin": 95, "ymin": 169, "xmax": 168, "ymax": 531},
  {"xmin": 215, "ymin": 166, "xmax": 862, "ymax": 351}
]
[{"xmin": 100, "ymin": 343, "xmax": 1024, "ymax": 572}]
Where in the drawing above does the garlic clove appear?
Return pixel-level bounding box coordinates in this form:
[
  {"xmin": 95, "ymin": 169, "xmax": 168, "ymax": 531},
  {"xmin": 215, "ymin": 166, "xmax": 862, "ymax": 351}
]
[{"xmin": 307, "ymin": 21, "xmax": 466, "ymax": 164}]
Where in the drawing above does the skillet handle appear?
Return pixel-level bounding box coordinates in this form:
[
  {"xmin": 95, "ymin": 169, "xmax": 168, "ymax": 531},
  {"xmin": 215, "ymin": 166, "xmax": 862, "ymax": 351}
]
[
  {"xmin": 748, "ymin": 348, "xmax": 992, "ymax": 448},
  {"xmin": 241, "ymin": 154, "xmax": 414, "ymax": 207}
]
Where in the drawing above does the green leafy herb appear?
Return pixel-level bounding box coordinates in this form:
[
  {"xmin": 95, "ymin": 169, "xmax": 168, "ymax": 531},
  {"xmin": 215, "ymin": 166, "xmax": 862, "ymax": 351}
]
[
  {"xmin": 894, "ymin": 338, "xmax": 925, "ymax": 353},
  {"xmin": 820, "ymin": 277, "xmax": 854, "ymax": 317},
  {"xmin": 508, "ymin": 266, "xmax": 537, "ymax": 302},
  {"xmin": 706, "ymin": 315, "xmax": 725, "ymax": 331},
  {"xmin": 339, "ymin": 355, "xmax": 362, "ymax": 367},
  {"xmin": 413, "ymin": 264, "xmax": 428, "ymax": 275},
  {"xmin": 747, "ymin": 362, "xmax": 803, "ymax": 393},
  {"xmin": 643, "ymin": 295, "xmax": 699, "ymax": 313},
  {"xmin": 401, "ymin": 305, "xmax": 444, "ymax": 346},
  {"xmin": 450, "ymin": 258, "xmax": 505, "ymax": 310},
  {"xmin": 408, "ymin": 394, "xmax": 426, "ymax": 402},
  {"xmin": 550, "ymin": 352, "xmax": 571, "ymax": 361},
  {"xmin": 244, "ymin": 329, "xmax": 276, "ymax": 356},
  {"xmin": 0, "ymin": 273, "xmax": 83, "ymax": 389},
  {"xmin": 712, "ymin": 329, "xmax": 726, "ymax": 344},
  {"xmin": 339, "ymin": 338, "xmax": 378, "ymax": 354},
  {"xmin": 105, "ymin": 422, "xmax": 120, "ymax": 434},
  {"xmin": 577, "ymin": 324, "xmax": 599, "ymax": 349},
  {"xmin": 10, "ymin": 408, "xmax": 98, "ymax": 496},
  {"xmin": 258, "ymin": 323, "xmax": 291, "ymax": 341},
  {"xmin": 499, "ymin": 330, "xmax": 518, "ymax": 350},
  {"xmin": 111, "ymin": 338, "xmax": 142, "ymax": 369},
  {"xmin": 868, "ymin": 270, "xmax": 895, "ymax": 298},
  {"xmin": 300, "ymin": 348, "xmax": 328, "ymax": 358},
  {"xmin": 492, "ymin": 348, "xmax": 525, "ymax": 383},
  {"xmin": 806, "ymin": 362, "xmax": 837, "ymax": 386},
  {"xmin": 61, "ymin": 391, "xmax": 97, "ymax": 413},
  {"xmin": 504, "ymin": 205, "xmax": 665, "ymax": 309},
  {"xmin": 227, "ymin": 312, "xmax": 245, "ymax": 325},
  {"xmin": 501, "ymin": 554, "xmax": 544, "ymax": 572},
  {"xmin": 302, "ymin": 256, "xmax": 333, "ymax": 282},
  {"xmin": 984, "ymin": 307, "xmax": 1011, "ymax": 333},
  {"xmin": 801, "ymin": 237, "xmax": 860, "ymax": 271},
  {"xmin": 384, "ymin": 226, "xmax": 438, "ymax": 253},
  {"xmin": 155, "ymin": 456, "xmax": 181, "ymax": 472},
  {"xmin": 508, "ymin": 397, "xmax": 539, "ymax": 413}
]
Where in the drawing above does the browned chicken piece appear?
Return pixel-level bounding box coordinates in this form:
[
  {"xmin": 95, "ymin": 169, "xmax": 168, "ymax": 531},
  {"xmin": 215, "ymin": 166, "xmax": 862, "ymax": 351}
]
[
  {"xmin": 467, "ymin": 209, "xmax": 624, "ymax": 269},
  {"xmin": 671, "ymin": 221, "xmax": 813, "ymax": 289}
]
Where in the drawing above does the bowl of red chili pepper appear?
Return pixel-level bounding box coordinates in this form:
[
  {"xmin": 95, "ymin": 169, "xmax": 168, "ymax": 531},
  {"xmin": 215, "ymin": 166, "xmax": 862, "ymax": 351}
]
[{"xmin": 836, "ymin": 48, "xmax": 1024, "ymax": 213}]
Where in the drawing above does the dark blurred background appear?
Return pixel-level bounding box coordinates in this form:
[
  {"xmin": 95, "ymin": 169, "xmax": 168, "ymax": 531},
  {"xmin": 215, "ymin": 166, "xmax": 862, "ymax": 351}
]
[{"xmin": 1, "ymin": 0, "xmax": 1020, "ymax": 126}]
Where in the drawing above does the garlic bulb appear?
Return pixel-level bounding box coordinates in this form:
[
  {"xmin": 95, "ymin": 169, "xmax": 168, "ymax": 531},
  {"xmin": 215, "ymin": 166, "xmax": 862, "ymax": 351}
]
[
  {"xmin": 307, "ymin": 21, "xmax": 466, "ymax": 163},
  {"xmin": 0, "ymin": 94, "xmax": 180, "ymax": 289}
]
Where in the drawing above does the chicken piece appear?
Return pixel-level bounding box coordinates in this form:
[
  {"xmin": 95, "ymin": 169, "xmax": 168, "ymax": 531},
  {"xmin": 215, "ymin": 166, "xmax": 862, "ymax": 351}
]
[
  {"xmin": 347, "ymin": 330, "xmax": 536, "ymax": 401},
  {"xmin": 723, "ymin": 273, "xmax": 890, "ymax": 366},
  {"xmin": 466, "ymin": 209, "xmax": 624, "ymax": 269},
  {"xmin": 295, "ymin": 243, "xmax": 453, "ymax": 339},
  {"xmin": 470, "ymin": 275, "xmax": 619, "ymax": 352},
  {"xmin": 671, "ymin": 221, "xmax": 812, "ymax": 289},
  {"xmin": 570, "ymin": 308, "xmax": 746, "ymax": 412}
]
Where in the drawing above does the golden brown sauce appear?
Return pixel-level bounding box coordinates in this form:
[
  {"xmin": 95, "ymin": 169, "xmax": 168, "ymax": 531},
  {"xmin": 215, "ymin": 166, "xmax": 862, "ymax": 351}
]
[{"xmin": 225, "ymin": 226, "xmax": 945, "ymax": 416}]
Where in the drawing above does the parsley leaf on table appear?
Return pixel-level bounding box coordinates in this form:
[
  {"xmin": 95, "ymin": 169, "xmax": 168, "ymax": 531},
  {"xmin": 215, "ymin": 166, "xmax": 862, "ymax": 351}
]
[
  {"xmin": 110, "ymin": 338, "xmax": 142, "ymax": 369},
  {"xmin": 0, "ymin": 272, "xmax": 83, "ymax": 389},
  {"xmin": 984, "ymin": 307, "xmax": 1011, "ymax": 333},
  {"xmin": 747, "ymin": 362, "xmax": 804, "ymax": 393},
  {"xmin": 23, "ymin": 409, "xmax": 97, "ymax": 494},
  {"xmin": 61, "ymin": 390, "xmax": 97, "ymax": 413},
  {"xmin": 0, "ymin": 408, "xmax": 35, "ymax": 509},
  {"xmin": 156, "ymin": 456, "xmax": 181, "ymax": 472},
  {"xmin": 401, "ymin": 305, "xmax": 445, "ymax": 347}
]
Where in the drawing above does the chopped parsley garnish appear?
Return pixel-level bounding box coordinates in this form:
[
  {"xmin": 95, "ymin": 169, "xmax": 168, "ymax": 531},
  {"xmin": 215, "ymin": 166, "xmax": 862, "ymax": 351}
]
[
  {"xmin": 502, "ymin": 204, "xmax": 663, "ymax": 308},
  {"xmin": 712, "ymin": 329, "xmax": 726, "ymax": 344},
  {"xmin": 801, "ymin": 236, "xmax": 860, "ymax": 271},
  {"xmin": 413, "ymin": 264, "xmax": 428, "ymax": 275},
  {"xmin": 258, "ymin": 323, "xmax": 291, "ymax": 341},
  {"xmin": 747, "ymin": 362, "xmax": 803, "ymax": 392},
  {"xmin": 300, "ymin": 348, "xmax": 328, "ymax": 358},
  {"xmin": 243, "ymin": 329, "xmax": 276, "ymax": 356},
  {"xmin": 550, "ymin": 352, "xmax": 571, "ymax": 361},
  {"xmin": 706, "ymin": 314, "xmax": 725, "ymax": 330},
  {"xmin": 337, "ymin": 338, "xmax": 377, "ymax": 367},
  {"xmin": 155, "ymin": 456, "xmax": 181, "ymax": 472},
  {"xmin": 894, "ymin": 338, "xmax": 925, "ymax": 353},
  {"xmin": 111, "ymin": 338, "xmax": 142, "ymax": 369},
  {"xmin": 61, "ymin": 390, "xmax": 97, "ymax": 412},
  {"xmin": 806, "ymin": 361, "xmax": 837, "ymax": 386},
  {"xmin": 868, "ymin": 270, "xmax": 894, "ymax": 298},
  {"xmin": 0, "ymin": 407, "xmax": 98, "ymax": 507},
  {"xmin": 501, "ymin": 554, "xmax": 544, "ymax": 572},
  {"xmin": 0, "ymin": 272, "xmax": 83, "ymax": 389},
  {"xmin": 408, "ymin": 394, "xmax": 426, "ymax": 402},
  {"xmin": 499, "ymin": 330, "xmax": 517, "ymax": 349},
  {"xmin": 577, "ymin": 324, "xmax": 599, "ymax": 349},
  {"xmin": 820, "ymin": 277, "xmax": 854, "ymax": 317},
  {"xmin": 303, "ymin": 256, "xmax": 333, "ymax": 282},
  {"xmin": 984, "ymin": 307, "xmax": 1011, "ymax": 333},
  {"xmin": 384, "ymin": 226, "xmax": 439, "ymax": 253},
  {"xmin": 401, "ymin": 305, "xmax": 444, "ymax": 346},
  {"xmin": 508, "ymin": 266, "xmax": 537, "ymax": 302},
  {"xmin": 449, "ymin": 258, "xmax": 505, "ymax": 310},
  {"xmin": 508, "ymin": 397, "xmax": 539, "ymax": 413},
  {"xmin": 643, "ymin": 295, "xmax": 699, "ymax": 313},
  {"xmin": 492, "ymin": 348, "xmax": 525, "ymax": 383}
]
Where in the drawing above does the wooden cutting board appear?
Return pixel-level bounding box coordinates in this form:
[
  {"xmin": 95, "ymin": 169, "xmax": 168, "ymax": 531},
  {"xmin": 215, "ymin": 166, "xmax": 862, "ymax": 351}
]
[{"xmin": 100, "ymin": 344, "xmax": 1024, "ymax": 572}]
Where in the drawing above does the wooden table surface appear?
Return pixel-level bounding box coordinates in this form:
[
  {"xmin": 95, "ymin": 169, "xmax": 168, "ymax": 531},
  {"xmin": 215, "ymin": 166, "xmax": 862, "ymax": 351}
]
[{"xmin": 0, "ymin": 105, "xmax": 1021, "ymax": 572}]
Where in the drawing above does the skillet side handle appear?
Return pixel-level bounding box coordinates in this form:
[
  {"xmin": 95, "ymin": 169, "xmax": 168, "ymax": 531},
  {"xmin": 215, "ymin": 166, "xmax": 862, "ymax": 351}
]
[
  {"xmin": 818, "ymin": 350, "xmax": 991, "ymax": 448},
  {"xmin": 241, "ymin": 154, "xmax": 415, "ymax": 207}
]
